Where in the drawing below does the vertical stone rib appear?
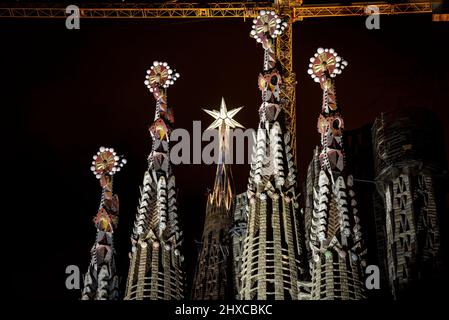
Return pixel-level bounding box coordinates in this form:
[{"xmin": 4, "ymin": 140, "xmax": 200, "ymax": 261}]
[
  {"xmin": 283, "ymin": 198, "xmax": 298, "ymax": 298},
  {"xmin": 243, "ymin": 197, "xmax": 257, "ymax": 299},
  {"xmin": 272, "ymin": 195, "xmax": 284, "ymax": 299},
  {"xmin": 257, "ymin": 195, "xmax": 267, "ymax": 299},
  {"xmin": 424, "ymin": 176, "xmax": 440, "ymax": 254},
  {"xmin": 125, "ymin": 249, "xmax": 137, "ymax": 297},
  {"xmin": 136, "ymin": 244, "xmax": 147, "ymax": 300},
  {"xmin": 163, "ymin": 249, "xmax": 171, "ymax": 299},
  {"xmin": 150, "ymin": 244, "xmax": 160, "ymax": 300},
  {"xmin": 352, "ymin": 260, "xmax": 363, "ymax": 299},
  {"xmin": 325, "ymin": 254, "xmax": 334, "ymax": 299},
  {"xmin": 339, "ymin": 256, "xmax": 349, "ymax": 299},
  {"xmin": 174, "ymin": 253, "xmax": 182, "ymax": 299}
]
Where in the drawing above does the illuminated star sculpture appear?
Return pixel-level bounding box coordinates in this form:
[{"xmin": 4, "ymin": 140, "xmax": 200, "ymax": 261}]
[
  {"xmin": 203, "ymin": 97, "xmax": 244, "ymax": 166},
  {"xmin": 203, "ymin": 97, "xmax": 244, "ymax": 131},
  {"xmin": 192, "ymin": 99, "xmax": 244, "ymax": 299}
]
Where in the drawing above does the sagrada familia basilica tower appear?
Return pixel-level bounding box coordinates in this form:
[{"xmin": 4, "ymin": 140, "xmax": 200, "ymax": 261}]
[{"xmin": 80, "ymin": 9, "xmax": 447, "ymax": 301}]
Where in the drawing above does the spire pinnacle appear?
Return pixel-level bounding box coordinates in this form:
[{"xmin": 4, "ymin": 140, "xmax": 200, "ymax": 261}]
[{"xmin": 203, "ymin": 97, "xmax": 244, "ymax": 131}]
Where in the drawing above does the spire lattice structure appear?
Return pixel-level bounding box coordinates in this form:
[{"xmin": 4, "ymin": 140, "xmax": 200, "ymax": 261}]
[
  {"xmin": 82, "ymin": 146, "xmax": 127, "ymax": 300},
  {"xmin": 240, "ymin": 11, "xmax": 303, "ymax": 300},
  {"xmin": 307, "ymin": 48, "xmax": 366, "ymax": 300},
  {"xmin": 125, "ymin": 61, "xmax": 184, "ymax": 300},
  {"xmin": 192, "ymin": 98, "xmax": 243, "ymax": 300}
]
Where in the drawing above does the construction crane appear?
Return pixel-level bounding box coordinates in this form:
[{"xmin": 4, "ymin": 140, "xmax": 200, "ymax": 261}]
[{"xmin": 0, "ymin": 1, "xmax": 436, "ymax": 162}]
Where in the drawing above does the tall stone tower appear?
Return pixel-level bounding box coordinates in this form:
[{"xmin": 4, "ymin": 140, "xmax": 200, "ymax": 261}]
[
  {"xmin": 239, "ymin": 11, "xmax": 303, "ymax": 300},
  {"xmin": 372, "ymin": 108, "xmax": 448, "ymax": 299},
  {"xmin": 192, "ymin": 98, "xmax": 244, "ymax": 300},
  {"xmin": 125, "ymin": 61, "xmax": 184, "ymax": 300},
  {"xmin": 306, "ymin": 47, "xmax": 366, "ymax": 300},
  {"xmin": 82, "ymin": 146, "xmax": 127, "ymax": 300}
]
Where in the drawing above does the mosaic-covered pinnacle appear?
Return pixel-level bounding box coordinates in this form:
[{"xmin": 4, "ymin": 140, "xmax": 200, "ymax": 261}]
[
  {"xmin": 307, "ymin": 47, "xmax": 348, "ymax": 83},
  {"xmin": 250, "ymin": 10, "xmax": 288, "ymax": 50},
  {"xmin": 144, "ymin": 61, "xmax": 180, "ymax": 91},
  {"xmin": 90, "ymin": 146, "xmax": 127, "ymax": 179}
]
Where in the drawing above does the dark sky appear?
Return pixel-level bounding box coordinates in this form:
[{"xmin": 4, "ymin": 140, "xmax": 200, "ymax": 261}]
[{"xmin": 2, "ymin": 9, "xmax": 449, "ymax": 300}]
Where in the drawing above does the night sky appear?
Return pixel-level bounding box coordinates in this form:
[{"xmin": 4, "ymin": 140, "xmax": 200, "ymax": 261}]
[{"xmin": 2, "ymin": 5, "xmax": 449, "ymax": 300}]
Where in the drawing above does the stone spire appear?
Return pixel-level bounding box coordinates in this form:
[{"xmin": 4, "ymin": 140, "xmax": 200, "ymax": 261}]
[
  {"xmin": 192, "ymin": 97, "xmax": 243, "ymax": 300},
  {"xmin": 240, "ymin": 10, "xmax": 303, "ymax": 300},
  {"xmin": 125, "ymin": 61, "xmax": 184, "ymax": 300},
  {"xmin": 82, "ymin": 146, "xmax": 126, "ymax": 300},
  {"xmin": 307, "ymin": 47, "xmax": 366, "ymax": 300}
]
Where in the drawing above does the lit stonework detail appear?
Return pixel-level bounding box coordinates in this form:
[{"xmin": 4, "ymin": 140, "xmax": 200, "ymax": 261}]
[
  {"xmin": 192, "ymin": 98, "xmax": 244, "ymax": 300},
  {"xmin": 124, "ymin": 61, "xmax": 184, "ymax": 300},
  {"xmin": 307, "ymin": 48, "xmax": 366, "ymax": 300},
  {"xmin": 372, "ymin": 109, "xmax": 445, "ymax": 299},
  {"xmin": 82, "ymin": 147, "xmax": 126, "ymax": 300},
  {"xmin": 240, "ymin": 11, "xmax": 303, "ymax": 300},
  {"xmin": 230, "ymin": 192, "xmax": 248, "ymax": 299}
]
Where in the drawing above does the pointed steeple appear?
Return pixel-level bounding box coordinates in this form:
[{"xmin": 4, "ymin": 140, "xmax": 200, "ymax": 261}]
[
  {"xmin": 191, "ymin": 98, "xmax": 244, "ymax": 300},
  {"xmin": 82, "ymin": 146, "xmax": 126, "ymax": 300},
  {"xmin": 307, "ymin": 47, "xmax": 366, "ymax": 300},
  {"xmin": 125, "ymin": 61, "xmax": 184, "ymax": 300},
  {"xmin": 203, "ymin": 98, "xmax": 243, "ymax": 210},
  {"xmin": 240, "ymin": 10, "xmax": 303, "ymax": 300}
]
